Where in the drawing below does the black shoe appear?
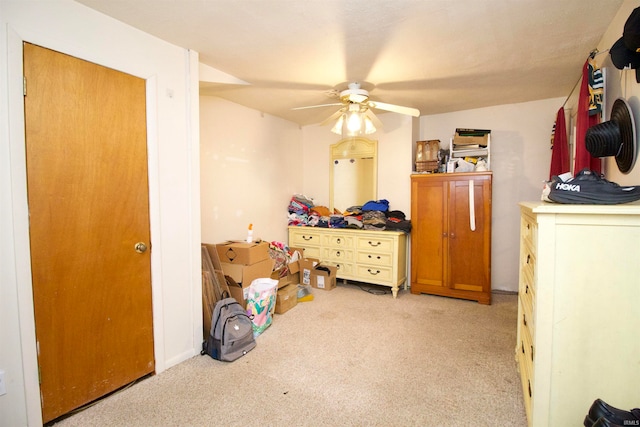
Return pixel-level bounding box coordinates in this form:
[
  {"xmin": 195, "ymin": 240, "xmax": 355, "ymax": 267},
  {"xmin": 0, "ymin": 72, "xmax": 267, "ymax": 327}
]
[
  {"xmin": 592, "ymin": 417, "xmax": 624, "ymax": 427},
  {"xmin": 584, "ymin": 398, "xmax": 640, "ymax": 427},
  {"xmin": 547, "ymin": 169, "xmax": 640, "ymax": 205}
]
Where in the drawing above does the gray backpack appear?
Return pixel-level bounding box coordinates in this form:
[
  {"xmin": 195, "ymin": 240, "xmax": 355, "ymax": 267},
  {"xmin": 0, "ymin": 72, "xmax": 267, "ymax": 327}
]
[{"xmin": 202, "ymin": 297, "xmax": 256, "ymax": 362}]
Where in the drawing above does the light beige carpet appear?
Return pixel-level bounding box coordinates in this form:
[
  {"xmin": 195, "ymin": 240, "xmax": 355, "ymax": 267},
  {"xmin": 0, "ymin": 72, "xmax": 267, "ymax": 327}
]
[{"xmin": 55, "ymin": 283, "xmax": 527, "ymax": 426}]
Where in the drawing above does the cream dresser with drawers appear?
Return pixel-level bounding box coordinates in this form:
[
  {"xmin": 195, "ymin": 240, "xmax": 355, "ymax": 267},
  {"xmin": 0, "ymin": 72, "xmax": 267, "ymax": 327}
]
[
  {"xmin": 516, "ymin": 201, "xmax": 640, "ymax": 427},
  {"xmin": 288, "ymin": 226, "xmax": 407, "ymax": 298}
]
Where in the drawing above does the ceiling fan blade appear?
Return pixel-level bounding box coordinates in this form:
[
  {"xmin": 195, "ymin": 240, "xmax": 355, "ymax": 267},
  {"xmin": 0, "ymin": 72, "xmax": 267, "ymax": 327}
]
[
  {"xmin": 368, "ymin": 101, "xmax": 420, "ymax": 117},
  {"xmin": 319, "ymin": 108, "xmax": 345, "ymax": 126},
  {"xmin": 292, "ymin": 103, "xmax": 342, "ymax": 111}
]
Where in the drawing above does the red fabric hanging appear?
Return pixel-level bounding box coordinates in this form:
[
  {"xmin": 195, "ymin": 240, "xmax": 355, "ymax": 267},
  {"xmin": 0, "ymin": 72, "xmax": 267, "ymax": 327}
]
[
  {"xmin": 549, "ymin": 107, "xmax": 569, "ymax": 178},
  {"xmin": 574, "ymin": 60, "xmax": 601, "ymax": 174}
]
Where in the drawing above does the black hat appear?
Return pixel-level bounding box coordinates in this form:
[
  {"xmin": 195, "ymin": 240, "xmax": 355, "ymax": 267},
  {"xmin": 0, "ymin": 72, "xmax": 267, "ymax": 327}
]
[
  {"xmin": 610, "ymin": 7, "xmax": 640, "ymax": 83},
  {"xmin": 586, "ymin": 98, "xmax": 637, "ymax": 174},
  {"xmin": 624, "ymin": 7, "xmax": 640, "ymax": 52}
]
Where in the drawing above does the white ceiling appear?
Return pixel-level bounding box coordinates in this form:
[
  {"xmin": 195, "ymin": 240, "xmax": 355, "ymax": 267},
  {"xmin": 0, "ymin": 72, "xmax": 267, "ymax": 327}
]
[{"xmin": 77, "ymin": 0, "xmax": 623, "ymax": 126}]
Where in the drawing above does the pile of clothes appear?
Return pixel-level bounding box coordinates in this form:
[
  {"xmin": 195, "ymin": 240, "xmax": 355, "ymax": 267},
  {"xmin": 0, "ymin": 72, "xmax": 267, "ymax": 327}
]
[{"xmin": 287, "ymin": 194, "xmax": 411, "ymax": 232}]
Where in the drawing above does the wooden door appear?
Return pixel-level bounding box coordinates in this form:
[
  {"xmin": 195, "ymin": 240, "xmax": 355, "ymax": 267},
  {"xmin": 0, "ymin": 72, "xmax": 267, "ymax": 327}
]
[
  {"xmin": 23, "ymin": 43, "xmax": 155, "ymax": 423},
  {"xmin": 449, "ymin": 175, "xmax": 492, "ymax": 302},
  {"xmin": 410, "ymin": 176, "xmax": 447, "ymax": 289}
]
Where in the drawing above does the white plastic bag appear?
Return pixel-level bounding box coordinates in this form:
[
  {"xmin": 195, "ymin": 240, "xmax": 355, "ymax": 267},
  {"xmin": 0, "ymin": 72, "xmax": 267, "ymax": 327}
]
[
  {"xmin": 455, "ymin": 158, "xmax": 475, "ymax": 173},
  {"xmin": 246, "ymin": 278, "xmax": 278, "ymax": 337}
]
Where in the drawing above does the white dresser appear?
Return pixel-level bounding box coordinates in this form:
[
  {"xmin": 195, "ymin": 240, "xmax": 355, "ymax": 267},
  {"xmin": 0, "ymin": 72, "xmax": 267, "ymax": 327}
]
[
  {"xmin": 288, "ymin": 226, "xmax": 407, "ymax": 297},
  {"xmin": 516, "ymin": 201, "xmax": 640, "ymax": 427}
]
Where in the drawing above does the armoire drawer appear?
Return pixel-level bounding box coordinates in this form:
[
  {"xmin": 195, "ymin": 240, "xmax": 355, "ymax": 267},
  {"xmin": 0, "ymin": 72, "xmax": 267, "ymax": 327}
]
[
  {"xmin": 519, "ymin": 309, "xmax": 535, "ymax": 373},
  {"xmin": 521, "ymin": 213, "xmax": 537, "ymax": 251},
  {"xmin": 517, "ymin": 348, "xmax": 534, "ymax": 422},
  {"xmin": 520, "ymin": 243, "xmax": 536, "ymax": 286},
  {"xmin": 520, "ymin": 298, "xmax": 535, "ymax": 338}
]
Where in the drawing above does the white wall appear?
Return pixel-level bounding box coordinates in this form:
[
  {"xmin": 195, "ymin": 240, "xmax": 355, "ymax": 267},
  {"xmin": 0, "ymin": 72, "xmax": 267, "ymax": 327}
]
[
  {"xmin": 200, "ymin": 96, "xmax": 303, "ymax": 245},
  {"xmin": 0, "ymin": 1, "xmax": 200, "ymax": 425},
  {"xmin": 421, "ymin": 98, "xmax": 564, "ymax": 291},
  {"xmin": 199, "ymin": 102, "xmax": 415, "ymax": 244}
]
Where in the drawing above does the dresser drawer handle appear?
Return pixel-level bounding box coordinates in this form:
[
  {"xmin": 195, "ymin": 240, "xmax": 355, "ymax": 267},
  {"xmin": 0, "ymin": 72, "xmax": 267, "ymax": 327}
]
[
  {"xmin": 527, "ymin": 223, "xmax": 530, "ymax": 230},
  {"xmin": 521, "ymin": 341, "xmax": 525, "ymax": 354},
  {"xmin": 525, "ymin": 284, "xmax": 529, "ymax": 294},
  {"xmin": 367, "ymin": 269, "xmax": 381, "ymax": 275},
  {"xmin": 367, "ymin": 255, "xmax": 381, "ymax": 260},
  {"xmin": 368, "ymin": 241, "xmax": 381, "ymax": 247},
  {"xmin": 522, "ymin": 313, "xmax": 527, "ymax": 326},
  {"xmin": 302, "ymin": 235, "xmax": 313, "ymax": 241},
  {"xmin": 531, "ymin": 345, "xmax": 534, "ymax": 362},
  {"xmin": 526, "ymin": 254, "xmax": 531, "ymax": 264},
  {"xmin": 336, "ymin": 238, "xmax": 341, "ymax": 244},
  {"xmin": 336, "ymin": 251, "xmax": 341, "ymax": 257},
  {"xmin": 528, "ymin": 379, "xmax": 532, "ymax": 397}
]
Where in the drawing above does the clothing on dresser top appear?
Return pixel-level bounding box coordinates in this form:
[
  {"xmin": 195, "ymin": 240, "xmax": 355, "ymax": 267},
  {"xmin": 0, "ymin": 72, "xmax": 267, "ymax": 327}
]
[
  {"xmin": 344, "ymin": 206, "xmax": 363, "ymax": 215},
  {"xmin": 345, "ymin": 215, "xmax": 363, "ymax": 229},
  {"xmin": 329, "ymin": 214, "xmax": 347, "ymax": 228},
  {"xmin": 362, "ymin": 199, "xmax": 390, "ymax": 212},
  {"xmin": 310, "ymin": 206, "xmax": 332, "ymax": 217},
  {"xmin": 362, "ymin": 210, "xmax": 387, "ymax": 230},
  {"xmin": 286, "ymin": 194, "xmax": 411, "ymax": 232}
]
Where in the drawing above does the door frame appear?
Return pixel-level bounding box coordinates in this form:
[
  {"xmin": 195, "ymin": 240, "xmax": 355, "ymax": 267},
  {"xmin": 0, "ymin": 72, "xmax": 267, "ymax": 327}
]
[{"xmin": 6, "ymin": 30, "xmax": 167, "ymax": 425}]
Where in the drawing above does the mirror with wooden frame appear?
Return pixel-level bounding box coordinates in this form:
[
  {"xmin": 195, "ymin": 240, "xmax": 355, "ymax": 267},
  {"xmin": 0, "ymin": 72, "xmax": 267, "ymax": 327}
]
[{"xmin": 329, "ymin": 137, "xmax": 378, "ymax": 212}]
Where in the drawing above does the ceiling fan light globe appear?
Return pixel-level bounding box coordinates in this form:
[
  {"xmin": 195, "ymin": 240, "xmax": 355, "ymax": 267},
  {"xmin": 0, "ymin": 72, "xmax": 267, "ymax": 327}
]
[
  {"xmin": 364, "ymin": 116, "xmax": 376, "ymax": 134},
  {"xmin": 346, "ymin": 111, "xmax": 362, "ymax": 133},
  {"xmin": 331, "ymin": 115, "xmax": 345, "ymax": 135}
]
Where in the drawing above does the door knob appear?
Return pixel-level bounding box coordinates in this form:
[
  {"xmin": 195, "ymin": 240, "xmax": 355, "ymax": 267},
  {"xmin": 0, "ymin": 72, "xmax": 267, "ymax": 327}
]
[{"xmin": 134, "ymin": 242, "xmax": 148, "ymax": 253}]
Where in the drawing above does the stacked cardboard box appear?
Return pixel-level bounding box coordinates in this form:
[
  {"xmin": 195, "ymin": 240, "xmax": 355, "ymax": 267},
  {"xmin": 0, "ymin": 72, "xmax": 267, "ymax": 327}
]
[
  {"xmin": 270, "ymin": 246, "xmax": 304, "ymax": 289},
  {"xmin": 270, "ymin": 247, "xmax": 304, "ymax": 314},
  {"xmin": 205, "ymin": 241, "xmax": 274, "ymax": 306},
  {"xmin": 275, "ymin": 283, "xmax": 298, "ymax": 314},
  {"xmin": 299, "ymin": 258, "xmax": 337, "ymax": 291}
]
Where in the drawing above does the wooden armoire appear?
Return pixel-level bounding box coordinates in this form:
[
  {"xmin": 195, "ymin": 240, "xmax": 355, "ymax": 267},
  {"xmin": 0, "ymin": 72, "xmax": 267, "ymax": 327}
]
[{"xmin": 410, "ymin": 172, "xmax": 492, "ymax": 304}]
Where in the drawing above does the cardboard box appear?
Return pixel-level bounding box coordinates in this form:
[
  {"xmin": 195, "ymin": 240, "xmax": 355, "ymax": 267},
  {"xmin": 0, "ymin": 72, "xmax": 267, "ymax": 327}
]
[
  {"xmin": 225, "ymin": 275, "xmax": 247, "ymax": 307},
  {"xmin": 453, "ymin": 132, "xmax": 489, "ymax": 147},
  {"xmin": 270, "ymin": 247, "xmax": 303, "ymax": 289},
  {"xmin": 202, "ymin": 243, "xmax": 224, "ymax": 271},
  {"xmin": 215, "ymin": 241, "xmax": 270, "ymax": 265},
  {"xmin": 310, "ymin": 264, "xmax": 337, "ymax": 291},
  {"xmin": 220, "ymin": 257, "xmax": 274, "ymax": 287},
  {"xmin": 271, "ymin": 269, "xmax": 300, "ymax": 289},
  {"xmin": 270, "ymin": 259, "xmax": 301, "ymax": 288},
  {"xmin": 275, "ymin": 283, "xmax": 298, "ymax": 314},
  {"xmin": 288, "ymin": 254, "xmax": 301, "ymax": 274},
  {"xmin": 300, "ymin": 258, "xmax": 321, "ymax": 286},
  {"xmin": 299, "ymin": 258, "xmax": 336, "ymax": 290}
]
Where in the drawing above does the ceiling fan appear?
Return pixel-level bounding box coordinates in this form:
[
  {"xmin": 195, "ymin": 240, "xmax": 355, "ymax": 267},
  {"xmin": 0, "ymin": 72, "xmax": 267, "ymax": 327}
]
[{"xmin": 293, "ymin": 82, "xmax": 420, "ymax": 135}]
